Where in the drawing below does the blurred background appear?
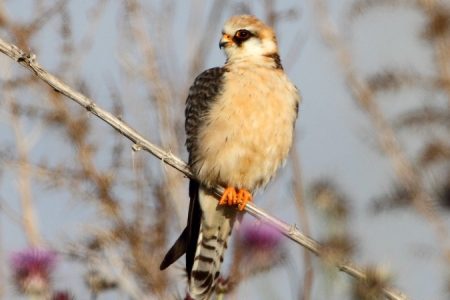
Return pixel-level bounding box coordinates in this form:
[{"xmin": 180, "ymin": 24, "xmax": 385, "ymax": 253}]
[{"xmin": 0, "ymin": 0, "xmax": 449, "ymax": 299}]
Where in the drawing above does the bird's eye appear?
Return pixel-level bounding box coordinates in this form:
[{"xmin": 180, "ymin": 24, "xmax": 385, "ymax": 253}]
[{"xmin": 234, "ymin": 29, "xmax": 252, "ymax": 41}]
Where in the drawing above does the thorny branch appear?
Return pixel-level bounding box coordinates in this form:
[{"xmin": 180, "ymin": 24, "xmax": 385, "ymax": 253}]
[{"xmin": 0, "ymin": 37, "xmax": 408, "ymax": 300}]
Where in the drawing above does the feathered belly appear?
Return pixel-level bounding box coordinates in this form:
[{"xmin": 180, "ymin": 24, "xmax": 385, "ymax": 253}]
[
  {"xmin": 192, "ymin": 70, "xmax": 297, "ymax": 191},
  {"xmin": 196, "ymin": 121, "xmax": 293, "ymax": 190}
]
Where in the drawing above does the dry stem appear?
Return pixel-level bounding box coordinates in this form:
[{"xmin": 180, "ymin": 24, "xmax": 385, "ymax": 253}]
[
  {"xmin": 4, "ymin": 75, "xmax": 42, "ymax": 246},
  {"xmin": 314, "ymin": 0, "xmax": 450, "ymax": 252}
]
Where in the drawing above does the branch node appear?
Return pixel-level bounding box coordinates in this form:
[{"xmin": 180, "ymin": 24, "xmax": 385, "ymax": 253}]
[
  {"xmin": 17, "ymin": 51, "xmax": 36, "ymax": 64},
  {"xmin": 163, "ymin": 149, "xmax": 174, "ymax": 161},
  {"xmin": 85, "ymin": 102, "xmax": 95, "ymax": 112},
  {"xmin": 288, "ymin": 223, "xmax": 298, "ymax": 235},
  {"xmin": 131, "ymin": 143, "xmax": 143, "ymax": 152}
]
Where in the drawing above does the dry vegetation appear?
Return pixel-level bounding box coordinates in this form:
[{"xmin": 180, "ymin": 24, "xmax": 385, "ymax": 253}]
[{"xmin": 0, "ymin": 0, "xmax": 448, "ymax": 299}]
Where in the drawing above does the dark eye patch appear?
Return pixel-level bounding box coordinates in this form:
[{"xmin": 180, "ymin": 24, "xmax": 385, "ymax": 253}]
[{"xmin": 233, "ymin": 29, "xmax": 253, "ymax": 45}]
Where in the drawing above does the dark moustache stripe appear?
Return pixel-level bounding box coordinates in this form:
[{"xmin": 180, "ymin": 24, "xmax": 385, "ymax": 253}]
[{"xmin": 263, "ymin": 52, "xmax": 283, "ymax": 70}]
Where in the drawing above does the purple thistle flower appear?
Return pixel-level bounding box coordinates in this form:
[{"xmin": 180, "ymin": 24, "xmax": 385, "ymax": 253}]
[
  {"xmin": 52, "ymin": 290, "xmax": 75, "ymax": 300},
  {"xmin": 233, "ymin": 220, "xmax": 285, "ymax": 276},
  {"xmin": 237, "ymin": 221, "xmax": 282, "ymax": 250},
  {"xmin": 223, "ymin": 220, "xmax": 286, "ymax": 289},
  {"xmin": 10, "ymin": 247, "xmax": 57, "ymax": 296}
]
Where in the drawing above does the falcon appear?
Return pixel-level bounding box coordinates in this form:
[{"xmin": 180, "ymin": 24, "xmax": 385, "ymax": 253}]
[{"xmin": 160, "ymin": 15, "xmax": 300, "ymax": 299}]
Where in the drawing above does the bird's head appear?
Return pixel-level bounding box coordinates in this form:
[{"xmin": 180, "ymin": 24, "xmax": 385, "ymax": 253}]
[{"xmin": 220, "ymin": 15, "xmax": 278, "ymax": 62}]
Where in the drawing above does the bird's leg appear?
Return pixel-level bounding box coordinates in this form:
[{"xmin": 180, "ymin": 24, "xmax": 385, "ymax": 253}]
[
  {"xmin": 236, "ymin": 189, "xmax": 252, "ymax": 211},
  {"xmin": 219, "ymin": 187, "xmax": 238, "ymax": 206}
]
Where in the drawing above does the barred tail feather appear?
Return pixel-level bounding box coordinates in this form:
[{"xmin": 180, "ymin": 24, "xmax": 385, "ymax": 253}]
[{"xmin": 188, "ymin": 187, "xmax": 236, "ymax": 299}]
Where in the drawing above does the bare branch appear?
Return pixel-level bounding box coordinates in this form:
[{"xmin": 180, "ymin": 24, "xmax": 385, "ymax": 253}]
[{"xmin": 0, "ymin": 37, "xmax": 408, "ymax": 300}]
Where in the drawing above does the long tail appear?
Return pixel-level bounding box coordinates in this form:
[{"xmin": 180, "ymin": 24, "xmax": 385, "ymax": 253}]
[
  {"xmin": 160, "ymin": 181, "xmax": 236, "ymax": 300},
  {"xmin": 189, "ymin": 187, "xmax": 236, "ymax": 299}
]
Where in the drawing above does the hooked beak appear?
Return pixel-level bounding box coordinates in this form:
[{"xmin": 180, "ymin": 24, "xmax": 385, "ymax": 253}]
[{"xmin": 219, "ymin": 34, "xmax": 232, "ymax": 49}]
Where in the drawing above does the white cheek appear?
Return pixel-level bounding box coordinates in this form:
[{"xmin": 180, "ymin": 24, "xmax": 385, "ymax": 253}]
[
  {"xmin": 261, "ymin": 39, "xmax": 277, "ymax": 53},
  {"xmin": 240, "ymin": 38, "xmax": 277, "ymax": 56},
  {"xmin": 224, "ymin": 47, "xmax": 235, "ymax": 57},
  {"xmin": 242, "ymin": 39, "xmax": 266, "ymax": 56}
]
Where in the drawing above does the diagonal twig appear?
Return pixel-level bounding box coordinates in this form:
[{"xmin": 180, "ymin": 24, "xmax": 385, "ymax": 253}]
[{"xmin": 0, "ymin": 37, "xmax": 408, "ymax": 300}]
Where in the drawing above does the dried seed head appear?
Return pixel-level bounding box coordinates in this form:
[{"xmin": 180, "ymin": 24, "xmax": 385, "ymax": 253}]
[
  {"xmin": 352, "ymin": 265, "xmax": 392, "ymax": 300},
  {"xmin": 423, "ymin": 7, "xmax": 450, "ymax": 40},
  {"xmin": 320, "ymin": 235, "xmax": 355, "ymax": 266},
  {"xmin": 311, "ymin": 180, "xmax": 349, "ymax": 220}
]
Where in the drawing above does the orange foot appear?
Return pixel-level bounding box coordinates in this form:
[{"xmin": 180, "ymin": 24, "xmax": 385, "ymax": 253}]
[
  {"xmin": 236, "ymin": 189, "xmax": 252, "ymax": 211},
  {"xmin": 218, "ymin": 187, "xmax": 252, "ymax": 211},
  {"xmin": 219, "ymin": 187, "xmax": 238, "ymax": 206}
]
